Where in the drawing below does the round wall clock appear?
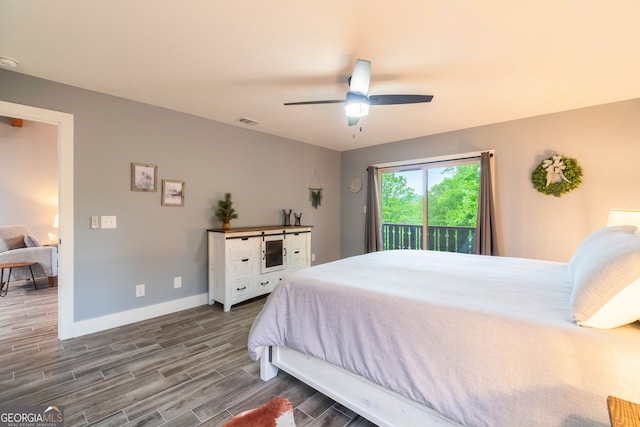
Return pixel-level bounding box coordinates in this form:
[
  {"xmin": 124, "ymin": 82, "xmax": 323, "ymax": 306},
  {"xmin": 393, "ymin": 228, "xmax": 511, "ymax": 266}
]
[{"xmin": 348, "ymin": 176, "xmax": 363, "ymax": 193}]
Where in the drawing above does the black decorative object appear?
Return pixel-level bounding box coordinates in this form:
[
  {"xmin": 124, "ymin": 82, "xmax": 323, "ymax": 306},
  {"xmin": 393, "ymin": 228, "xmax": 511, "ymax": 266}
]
[
  {"xmin": 283, "ymin": 209, "xmax": 292, "ymax": 226},
  {"xmin": 294, "ymin": 212, "xmax": 302, "ymax": 226}
]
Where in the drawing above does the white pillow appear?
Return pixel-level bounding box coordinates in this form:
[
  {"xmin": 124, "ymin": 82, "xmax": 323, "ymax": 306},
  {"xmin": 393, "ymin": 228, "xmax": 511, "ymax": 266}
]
[
  {"xmin": 569, "ymin": 225, "xmax": 640, "ymax": 328},
  {"xmin": 24, "ymin": 235, "xmax": 42, "ymax": 247},
  {"xmin": 580, "ymin": 278, "xmax": 640, "ymax": 328},
  {"xmin": 568, "ymin": 225, "xmax": 637, "ymax": 280}
]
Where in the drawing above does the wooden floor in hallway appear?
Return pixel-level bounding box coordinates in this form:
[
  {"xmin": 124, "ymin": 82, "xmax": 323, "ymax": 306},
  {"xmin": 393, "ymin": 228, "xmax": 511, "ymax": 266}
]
[{"xmin": 0, "ymin": 280, "xmax": 377, "ymax": 426}]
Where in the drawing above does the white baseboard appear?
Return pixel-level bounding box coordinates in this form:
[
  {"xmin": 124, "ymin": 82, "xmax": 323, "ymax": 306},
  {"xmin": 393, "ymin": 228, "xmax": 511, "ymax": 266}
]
[{"xmin": 68, "ymin": 293, "xmax": 209, "ymax": 339}]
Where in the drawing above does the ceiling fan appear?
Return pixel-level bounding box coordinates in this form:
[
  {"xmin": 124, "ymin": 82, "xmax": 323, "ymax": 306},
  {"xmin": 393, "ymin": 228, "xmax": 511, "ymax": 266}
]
[{"xmin": 284, "ymin": 59, "xmax": 433, "ymax": 126}]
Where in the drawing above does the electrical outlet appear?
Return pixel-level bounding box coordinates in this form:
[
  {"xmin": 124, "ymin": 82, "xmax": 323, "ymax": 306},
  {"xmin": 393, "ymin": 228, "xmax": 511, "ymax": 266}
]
[
  {"xmin": 311, "ymin": 253, "xmax": 316, "ymax": 262},
  {"xmin": 101, "ymin": 215, "xmax": 117, "ymax": 229},
  {"xmin": 136, "ymin": 284, "xmax": 145, "ymax": 297},
  {"xmin": 174, "ymin": 276, "xmax": 182, "ymax": 288},
  {"xmin": 90, "ymin": 216, "xmax": 99, "ymax": 229}
]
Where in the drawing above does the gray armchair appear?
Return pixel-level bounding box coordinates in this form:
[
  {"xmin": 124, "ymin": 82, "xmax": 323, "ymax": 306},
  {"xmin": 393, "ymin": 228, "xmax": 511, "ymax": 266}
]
[{"xmin": 0, "ymin": 225, "xmax": 58, "ymax": 287}]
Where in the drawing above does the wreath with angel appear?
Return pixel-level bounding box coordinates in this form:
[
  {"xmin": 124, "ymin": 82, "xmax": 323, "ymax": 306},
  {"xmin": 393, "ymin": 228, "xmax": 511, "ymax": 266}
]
[{"xmin": 530, "ymin": 154, "xmax": 583, "ymax": 197}]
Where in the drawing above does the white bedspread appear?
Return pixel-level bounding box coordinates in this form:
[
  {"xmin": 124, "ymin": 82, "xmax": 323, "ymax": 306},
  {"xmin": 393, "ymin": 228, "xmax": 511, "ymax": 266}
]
[{"xmin": 247, "ymin": 250, "xmax": 640, "ymax": 427}]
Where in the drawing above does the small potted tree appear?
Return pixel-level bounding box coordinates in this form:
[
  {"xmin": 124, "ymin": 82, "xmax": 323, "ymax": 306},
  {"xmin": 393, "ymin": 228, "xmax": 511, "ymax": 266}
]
[{"xmin": 215, "ymin": 192, "xmax": 238, "ymax": 230}]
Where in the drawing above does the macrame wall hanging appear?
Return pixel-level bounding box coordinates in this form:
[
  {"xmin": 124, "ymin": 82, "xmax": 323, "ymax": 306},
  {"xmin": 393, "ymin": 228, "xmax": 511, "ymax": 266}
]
[
  {"xmin": 309, "ymin": 170, "xmax": 323, "ymax": 209},
  {"xmin": 530, "ymin": 154, "xmax": 583, "ymax": 197}
]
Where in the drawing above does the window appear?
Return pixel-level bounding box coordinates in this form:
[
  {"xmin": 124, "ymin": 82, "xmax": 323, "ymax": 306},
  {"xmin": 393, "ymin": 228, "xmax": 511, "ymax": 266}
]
[{"xmin": 379, "ymin": 157, "xmax": 480, "ymax": 253}]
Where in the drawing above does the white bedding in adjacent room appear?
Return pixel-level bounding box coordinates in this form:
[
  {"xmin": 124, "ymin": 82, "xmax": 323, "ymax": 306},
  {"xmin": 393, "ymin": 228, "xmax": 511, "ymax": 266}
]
[{"xmin": 248, "ymin": 249, "xmax": 640, "ymax": 427}]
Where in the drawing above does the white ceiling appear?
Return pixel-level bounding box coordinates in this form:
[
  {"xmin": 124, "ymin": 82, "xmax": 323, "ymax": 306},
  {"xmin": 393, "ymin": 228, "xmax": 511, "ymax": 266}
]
[{"xmin": 1, "ymin": 1, "xmax": 640, "ymax": 151}]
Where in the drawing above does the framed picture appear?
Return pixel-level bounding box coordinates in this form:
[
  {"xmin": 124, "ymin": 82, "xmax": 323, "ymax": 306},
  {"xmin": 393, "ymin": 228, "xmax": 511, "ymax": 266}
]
[
  {"xmin": 161, "ymin": 179, "xmax": 185, "ymax": 206},
  {"xmin": 131, "ymin": 163, "xmax": 157, "ymax": 192}
]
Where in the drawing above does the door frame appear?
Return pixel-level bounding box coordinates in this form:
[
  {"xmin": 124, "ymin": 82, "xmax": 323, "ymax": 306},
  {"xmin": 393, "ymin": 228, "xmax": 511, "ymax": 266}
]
[{"xmin": 0, "ymin": 100, "xmax": 74, "ymax": 340}]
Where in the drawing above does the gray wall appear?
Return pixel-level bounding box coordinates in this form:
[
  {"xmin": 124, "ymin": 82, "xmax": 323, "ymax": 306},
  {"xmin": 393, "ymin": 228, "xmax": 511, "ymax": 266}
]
[
  {"xmin": 341, "ymin": 98, "xmax": 640, "ymax": 262},
  {"xmin": 0, "ymin": 69, "xmax": 341, "ymax": 321}
]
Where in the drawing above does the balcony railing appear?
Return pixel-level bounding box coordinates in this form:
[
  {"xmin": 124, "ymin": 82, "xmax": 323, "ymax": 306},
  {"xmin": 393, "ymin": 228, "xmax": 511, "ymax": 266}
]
[{"xmin": 382, "ymin": 223, "xmax": 476, "ymax": 254}]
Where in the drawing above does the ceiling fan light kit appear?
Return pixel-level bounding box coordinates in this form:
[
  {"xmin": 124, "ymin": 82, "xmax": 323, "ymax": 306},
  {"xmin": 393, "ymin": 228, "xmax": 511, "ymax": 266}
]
[
  {"xmin": 344, "ymin": 92, "xmax": 369, "ymax": 118},
  {"xmin": 284, "ymin": 59, "xmax": 433, "ymax": 126}
]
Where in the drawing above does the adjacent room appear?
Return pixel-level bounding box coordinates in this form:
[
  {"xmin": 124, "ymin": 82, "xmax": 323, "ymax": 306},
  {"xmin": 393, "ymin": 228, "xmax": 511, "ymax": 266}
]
[{"xmin": 1, "ymin": 1, "xmax": 640, "ymax": 426}]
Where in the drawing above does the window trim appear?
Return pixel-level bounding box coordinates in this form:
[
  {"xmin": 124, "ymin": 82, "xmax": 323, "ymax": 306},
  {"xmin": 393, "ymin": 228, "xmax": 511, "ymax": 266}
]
[{"xmin": 377, "ymin": 150, "xmax": 492, "ymax": 251}]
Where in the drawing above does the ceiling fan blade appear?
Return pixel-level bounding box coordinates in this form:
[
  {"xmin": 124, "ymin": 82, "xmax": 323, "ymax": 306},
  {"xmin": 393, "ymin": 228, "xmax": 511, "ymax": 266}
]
[
  {"xmin": 284, "ymin": 99, "xmax": 345, "ymax": 106},
  {"xmin": 368, "ymin": 94, "xmax": 433, "ymax": 105},
  {"xmin": 347, "ymin": 116, "xmax": 360, "ymax": 127},
  {"xmin": 349, "ymin": 59, "xmax": 371, "ymax": 95}
]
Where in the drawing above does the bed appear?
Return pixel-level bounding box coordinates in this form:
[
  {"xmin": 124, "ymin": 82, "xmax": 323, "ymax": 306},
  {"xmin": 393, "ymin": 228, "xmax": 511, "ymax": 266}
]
[{"xmin": 247, "ymin": 225, "xmax": 640, "ymax": 427}]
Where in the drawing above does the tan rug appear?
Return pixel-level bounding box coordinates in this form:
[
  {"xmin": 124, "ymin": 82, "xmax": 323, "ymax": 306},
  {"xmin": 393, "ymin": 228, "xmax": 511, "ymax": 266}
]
[{"xmin": 223, "ymin": 397, "xmax": 296, "ymax": 427}]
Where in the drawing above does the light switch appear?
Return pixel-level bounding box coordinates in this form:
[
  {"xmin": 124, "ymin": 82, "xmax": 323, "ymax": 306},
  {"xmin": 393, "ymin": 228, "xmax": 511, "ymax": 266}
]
[{"xmin": 101, "ymin": 215, "xmax": 117, "ymax": 229}]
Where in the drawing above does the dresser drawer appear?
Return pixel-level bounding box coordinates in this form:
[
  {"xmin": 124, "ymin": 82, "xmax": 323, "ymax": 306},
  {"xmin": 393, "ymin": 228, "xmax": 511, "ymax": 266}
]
[
  {"xmin": 230, "ymin": 278, "xmax": 253, "ymax": 300},
  {"xmin": 225, "ymin": 236, "xmax": 259, "ymax": 258},
  {"xmin": 287, "ymin": 248, "xmax": 308, "ymax": 269},
  {"xmin": 255, "ymin": 275, "xmax": 281, "ymax": 293},
  {"xmin": 230, "ymin": 276, "xmax": 280, "ymax": 301},
  {"xmin": 286, "ymin": 232, "xmax": 308, "ymax": 250},
  {"xmin": 227, "ymin": 255, "xmax": 260, "ymax": 277}
]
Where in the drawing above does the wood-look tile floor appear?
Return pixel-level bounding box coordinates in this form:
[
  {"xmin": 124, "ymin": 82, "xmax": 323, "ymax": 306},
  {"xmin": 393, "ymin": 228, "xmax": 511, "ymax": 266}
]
[{"xmin": 0, "ymin": 280, "xmax": 377, "ymax": 426}]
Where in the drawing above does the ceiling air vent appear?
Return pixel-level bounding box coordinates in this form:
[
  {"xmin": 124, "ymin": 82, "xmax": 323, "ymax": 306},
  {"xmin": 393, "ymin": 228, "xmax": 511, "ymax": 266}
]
[{"xmin": 236, "ymin": 117, "xmax": 261, "ymax": 126}]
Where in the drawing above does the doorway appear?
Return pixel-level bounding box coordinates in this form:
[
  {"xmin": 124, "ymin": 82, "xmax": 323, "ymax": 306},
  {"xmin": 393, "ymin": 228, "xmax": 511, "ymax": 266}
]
[{"xmin": 0, "ymin": 100, "xmax": 74, "ymax": 339}]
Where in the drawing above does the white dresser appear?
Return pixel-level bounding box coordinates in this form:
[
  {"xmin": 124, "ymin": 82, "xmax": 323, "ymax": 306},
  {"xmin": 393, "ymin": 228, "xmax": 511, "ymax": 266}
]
[{"xmin": 207, "ymin": 226, "xmax": 312, "ymax": 311}]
